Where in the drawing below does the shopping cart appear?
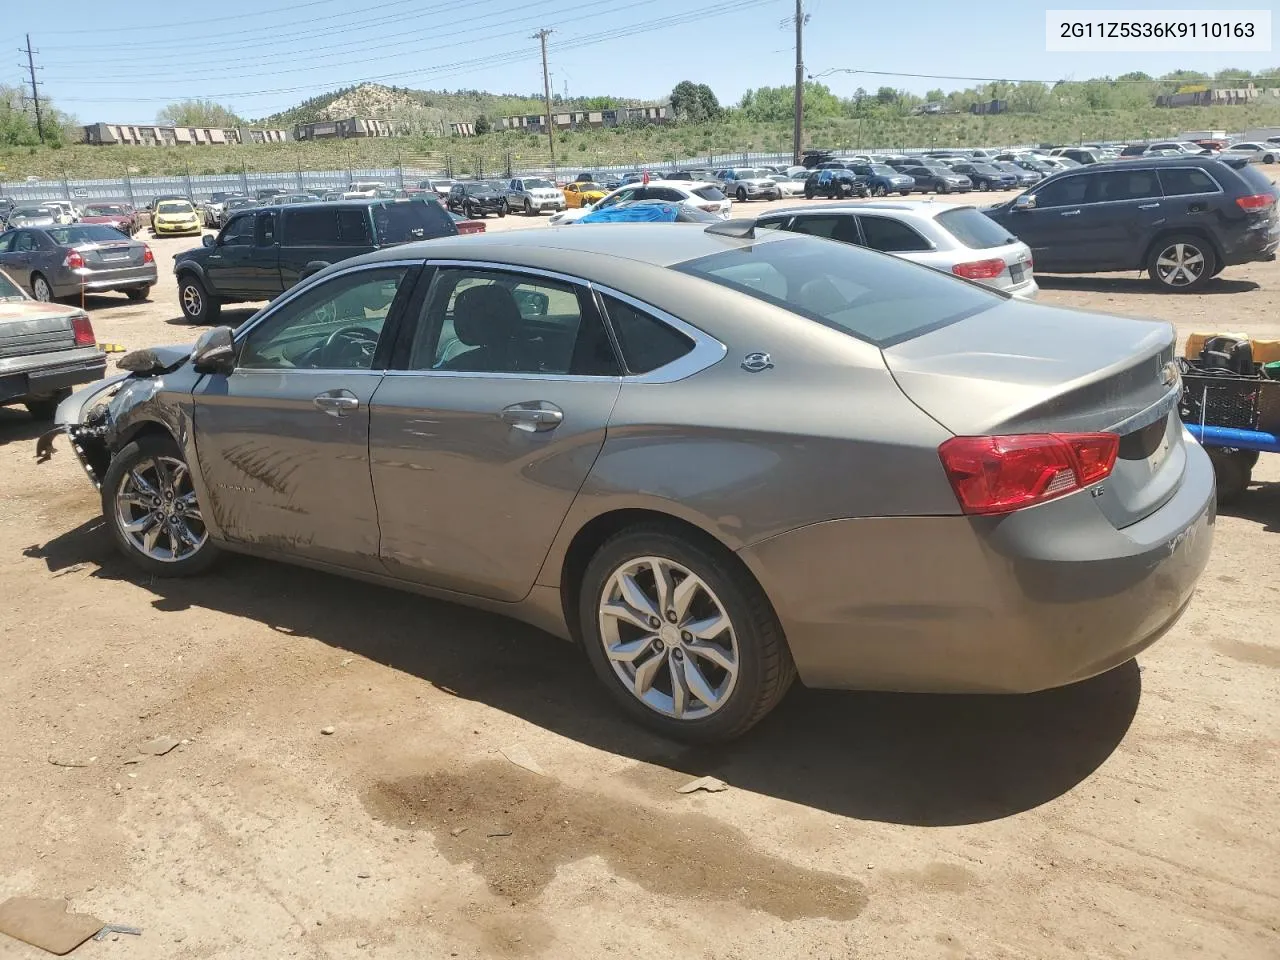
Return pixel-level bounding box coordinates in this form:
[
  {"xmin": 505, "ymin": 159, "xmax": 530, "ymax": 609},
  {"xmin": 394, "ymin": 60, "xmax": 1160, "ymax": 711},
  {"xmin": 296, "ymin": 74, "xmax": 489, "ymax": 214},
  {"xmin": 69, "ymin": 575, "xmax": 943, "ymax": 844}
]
[{"xmin": 1179, "ymin": 361, "xmax": 1280, "ymax": 503}]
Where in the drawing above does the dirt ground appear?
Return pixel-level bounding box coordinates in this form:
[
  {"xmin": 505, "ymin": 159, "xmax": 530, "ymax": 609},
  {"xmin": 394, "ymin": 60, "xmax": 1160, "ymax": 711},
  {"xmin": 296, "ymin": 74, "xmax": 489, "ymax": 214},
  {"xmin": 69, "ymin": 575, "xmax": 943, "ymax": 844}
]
[{"xmin": 1, "ymin": 191, "xmax": 1278, "ymax": 960}]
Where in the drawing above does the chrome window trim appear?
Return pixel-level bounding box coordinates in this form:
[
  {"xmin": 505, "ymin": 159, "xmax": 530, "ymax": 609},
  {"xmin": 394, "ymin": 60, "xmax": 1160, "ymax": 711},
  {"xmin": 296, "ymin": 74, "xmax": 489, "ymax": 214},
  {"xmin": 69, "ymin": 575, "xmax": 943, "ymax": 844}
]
[
  {"xmin": 1111, "ymin": 383, "xmax": 1181, "ymax": 435},
  {"xmin": 1154, "ymin": 165, "xmax": 1224, "ymax": 197},
  {"xmin": 1032, "ymin": 165, "xmax": 1224, "ymax": 209},
  {"xmin": 376, "ymin": 259, "xmax": 725, "ymax": 385}
]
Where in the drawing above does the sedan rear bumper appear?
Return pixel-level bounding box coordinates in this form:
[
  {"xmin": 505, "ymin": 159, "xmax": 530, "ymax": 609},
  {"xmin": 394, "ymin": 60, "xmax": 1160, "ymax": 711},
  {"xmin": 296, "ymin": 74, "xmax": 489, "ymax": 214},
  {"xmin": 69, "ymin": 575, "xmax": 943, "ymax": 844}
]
[
  {"xmin": 738, "ymin": 439, "xmax": 1215, "ymax": 693},
  {"xmin": 0, "ymin": 347, "xmax": 107, "ymax": 404},
  {"xmin": 53, "ymin": 264, "xmax": 159, "ymax": 297}
]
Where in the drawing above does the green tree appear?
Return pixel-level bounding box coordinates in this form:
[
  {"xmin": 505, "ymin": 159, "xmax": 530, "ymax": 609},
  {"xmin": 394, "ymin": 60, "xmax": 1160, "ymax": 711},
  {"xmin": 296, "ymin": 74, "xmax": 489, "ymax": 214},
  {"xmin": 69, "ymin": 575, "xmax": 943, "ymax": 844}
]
[
  {"xmin": 474, "ymin": 113, "xmax": 491, "ymax": 135},
  {"xmin": 670, "ymin": 81, "xmax": 722, "ymax": 122},
  {"xmin": 157, "ymin": 99, "xmax": 244, "ymax": 127}
]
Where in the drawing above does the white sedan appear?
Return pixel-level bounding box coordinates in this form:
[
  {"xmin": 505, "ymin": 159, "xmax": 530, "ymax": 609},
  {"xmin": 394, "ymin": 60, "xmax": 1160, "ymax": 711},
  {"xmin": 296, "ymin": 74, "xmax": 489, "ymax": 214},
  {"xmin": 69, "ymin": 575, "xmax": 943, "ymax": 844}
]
[
  {"xmin": 1223, "ymin": 142, "xmax": 1279, "ymax": 164},
  {"xmin": 548, "ymin": 179, "xmax": 732, "ymax": 225},
  {"xmin": 770, "ymin": 173, "xmax": 808, "ymax": 198}
]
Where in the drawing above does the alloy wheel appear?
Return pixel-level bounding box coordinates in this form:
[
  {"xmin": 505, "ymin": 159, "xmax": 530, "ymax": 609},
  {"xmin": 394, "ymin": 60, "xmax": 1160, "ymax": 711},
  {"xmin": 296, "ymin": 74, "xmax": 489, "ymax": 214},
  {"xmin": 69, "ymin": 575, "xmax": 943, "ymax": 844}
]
[
  {"xmin": 1155, "ymin": 242, "xmax": 1206, "ymax": 287},
  {"xmin": 181, "ymin": 282, "xmax": 202, "ymax": 318},
  {"xmin": 32, "ymin": 275, "xmax": 52, "ymax": 301},
  {"xmin": 597, "ymin": 556, "xmax": 739, "ymax": 721},
  {"xmin": 114, "ymin": 455, "xmax": 207, "ymax": 563}
]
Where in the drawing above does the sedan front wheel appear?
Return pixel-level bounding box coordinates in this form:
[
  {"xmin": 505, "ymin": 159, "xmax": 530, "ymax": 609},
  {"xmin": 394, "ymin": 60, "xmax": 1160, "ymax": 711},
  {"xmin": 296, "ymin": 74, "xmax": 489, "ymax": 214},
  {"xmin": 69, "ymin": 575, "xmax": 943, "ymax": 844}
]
[
  {"xmin": 579, "ymin": 525, "xmax": 795, "ymax": 742},
  {"xmin": 102, "ymin": 434, "xmax": 220, "ymax": 577}
]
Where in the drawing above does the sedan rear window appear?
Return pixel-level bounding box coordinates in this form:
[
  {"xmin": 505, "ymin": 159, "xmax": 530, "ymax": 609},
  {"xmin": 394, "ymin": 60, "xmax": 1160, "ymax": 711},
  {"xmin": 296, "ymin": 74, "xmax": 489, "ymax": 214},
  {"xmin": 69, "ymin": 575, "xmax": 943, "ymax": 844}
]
[
  {"xmin": 936, "ymin": 208, "xmax": 1018, "ymax": 249},
  {"xmin": 370, "ymin": 200, "xmax": 456, "ymax": 244},
  {"xmin": 675, "ymin": 233, "xmax": 999, "ymax": 348},
  {"xmin": 47, "ymin": 225, "xmax": 129, "ymax": 245},
  {"xmin": 692, "ymin": 185, "xmax": 726, "ymax": 201}
]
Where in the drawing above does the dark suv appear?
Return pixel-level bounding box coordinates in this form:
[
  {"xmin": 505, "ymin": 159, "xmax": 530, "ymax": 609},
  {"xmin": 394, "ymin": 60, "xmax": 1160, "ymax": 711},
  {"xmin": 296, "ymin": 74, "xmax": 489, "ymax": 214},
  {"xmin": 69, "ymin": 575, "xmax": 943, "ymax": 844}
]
[
  {"xmin": 985, "ymin": 156, "xmax": 1279, "ymax": 292},
  {"xmin": 173, "ymin": 199, "xmax": 457, "ymax": 322},
  {"xmin": 446, "ymin": 182, "xmax": 508, "ymax": 219}
]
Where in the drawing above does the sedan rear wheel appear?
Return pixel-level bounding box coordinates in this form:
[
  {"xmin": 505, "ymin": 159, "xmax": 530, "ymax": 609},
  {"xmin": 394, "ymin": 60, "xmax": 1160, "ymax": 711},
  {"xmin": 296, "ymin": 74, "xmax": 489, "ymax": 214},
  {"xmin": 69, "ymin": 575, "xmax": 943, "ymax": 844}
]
[
  {"xmin": 31, "ymin": 273, "xmax": 53, "ymax": 302},
  {"xmin": 102, "ymin": 434, "xmax": 219, "ymax": 577},
  {"xmin": 1149, "ymin": 236, "xmax": 1215, "ymax": 293},
  {"xmin": 579, "ymin": 525, "xmax": 795, "ymax": 742}
]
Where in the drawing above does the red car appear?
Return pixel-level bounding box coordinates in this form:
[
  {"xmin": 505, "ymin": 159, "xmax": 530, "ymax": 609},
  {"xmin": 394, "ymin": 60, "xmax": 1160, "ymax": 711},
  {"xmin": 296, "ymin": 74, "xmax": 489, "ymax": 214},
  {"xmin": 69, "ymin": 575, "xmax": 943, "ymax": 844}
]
[
  {"xmin": 78, "ymin": 202, "xmax": 137, "ymax": 236},
  {"xmin": 450, "ymin": 212, "xmax": 486, "ymax": 235}
]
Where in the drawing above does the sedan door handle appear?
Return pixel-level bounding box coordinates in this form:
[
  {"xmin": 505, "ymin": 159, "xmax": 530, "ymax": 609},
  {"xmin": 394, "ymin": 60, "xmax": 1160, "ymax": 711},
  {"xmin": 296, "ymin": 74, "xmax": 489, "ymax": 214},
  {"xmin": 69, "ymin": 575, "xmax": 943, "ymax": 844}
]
[
  {"xmin": 1060, "ymin": 209, "xmax": 1081, "ymax": 216},
  {"xmin": 502, "ymin": 402, "xmax": 563, "ymax": 432},
  {"xmin": 1137, "ymin": 202, "xmax": 1161, "ymax": 210},
  {"xmin": 313, "ymin": 390, "xmax": 359, "ymax": 417}
]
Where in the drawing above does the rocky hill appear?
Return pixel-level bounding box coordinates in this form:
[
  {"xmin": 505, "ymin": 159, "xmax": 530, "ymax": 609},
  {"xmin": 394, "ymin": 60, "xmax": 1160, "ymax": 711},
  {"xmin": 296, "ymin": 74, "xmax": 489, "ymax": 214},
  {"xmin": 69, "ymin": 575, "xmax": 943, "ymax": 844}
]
[{"xmin": 259, "ymin": 82, "xmax": 636, "ymax": 134}]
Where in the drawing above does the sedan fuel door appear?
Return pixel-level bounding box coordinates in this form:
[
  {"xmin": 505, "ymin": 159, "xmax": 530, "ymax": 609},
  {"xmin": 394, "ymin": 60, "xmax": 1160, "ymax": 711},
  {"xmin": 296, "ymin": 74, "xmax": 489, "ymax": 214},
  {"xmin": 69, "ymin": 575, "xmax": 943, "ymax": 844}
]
[
  {"xmin": 191, "ymin": 262, "xmax": 418, "ymax": 571},
  {"xmin": 368, "ymin": 265, "xmax": 622, "ymax": 601}
]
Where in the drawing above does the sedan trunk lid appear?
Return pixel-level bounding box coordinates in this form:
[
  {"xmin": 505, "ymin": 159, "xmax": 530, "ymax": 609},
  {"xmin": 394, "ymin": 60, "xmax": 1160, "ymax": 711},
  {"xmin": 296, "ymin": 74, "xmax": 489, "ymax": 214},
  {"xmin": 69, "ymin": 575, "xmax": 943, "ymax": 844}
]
[
  {"xmin": 883, "ymin": 301, "xmax": 1183, "ymax": 528},
  {"xmin": 0, "ymin": 301, "xmax": 82, "ymax": 358}
]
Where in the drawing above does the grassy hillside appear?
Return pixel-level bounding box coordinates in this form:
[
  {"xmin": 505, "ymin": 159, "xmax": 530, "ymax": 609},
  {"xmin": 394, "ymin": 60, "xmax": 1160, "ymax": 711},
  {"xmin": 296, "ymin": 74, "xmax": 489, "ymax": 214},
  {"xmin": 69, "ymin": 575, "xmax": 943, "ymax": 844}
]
[{"xmin": 4, "ymin": 102, "xmax": 1280, "ymax": 183}]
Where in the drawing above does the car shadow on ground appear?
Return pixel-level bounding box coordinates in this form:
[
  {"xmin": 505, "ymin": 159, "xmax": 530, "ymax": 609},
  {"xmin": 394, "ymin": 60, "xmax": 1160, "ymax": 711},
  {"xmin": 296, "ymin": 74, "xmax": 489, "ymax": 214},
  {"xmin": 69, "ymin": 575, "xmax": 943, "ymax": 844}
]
[
  {"xmin": 0, "ymin": 407, "xmax": 49, "ymax": 446},
  {"xmin": 1222, "ymin": 482, "xmax": 1280, "ymax": 532},
  {"xmin": 164, "ymin": 306, "xmax": 261, "ymax": 328},
  {"xmin": 1036, "ymin": 274, "xmax": 1260, "ymax": 295},
  {"xmin": 26, "ymin": 518, "xmax": 1141, "ymax": 827}
]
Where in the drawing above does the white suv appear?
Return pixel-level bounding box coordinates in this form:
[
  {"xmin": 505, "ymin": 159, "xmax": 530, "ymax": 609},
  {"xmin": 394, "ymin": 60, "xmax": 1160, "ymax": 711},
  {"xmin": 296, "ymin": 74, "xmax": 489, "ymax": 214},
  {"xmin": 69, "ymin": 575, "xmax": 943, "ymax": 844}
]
[{"xmin": 756, "ymin": 201, "xmax": 1038, "ymax": 298}]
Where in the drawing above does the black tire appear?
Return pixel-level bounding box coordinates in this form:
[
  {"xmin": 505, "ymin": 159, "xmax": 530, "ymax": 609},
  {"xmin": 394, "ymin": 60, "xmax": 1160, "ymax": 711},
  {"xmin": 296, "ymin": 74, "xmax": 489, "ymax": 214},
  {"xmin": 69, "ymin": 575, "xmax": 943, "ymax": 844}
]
[
  {"xmin": 898, "ymin": 190, "xmax": 911, "ymax": 196},
  {"xmin": 1147, "ymin": 234, "xmax": 1216, "ymax": 293},
  {"xmin": 126, "ymin": 286, "xmax": 151, "ymax": 302},
  {"xmin": 101, "ymin": 433, "xmax": 220, "ymax": 578},
  {"xmin": 1264, "ymin": 153, "xmax": 1276, "ymax": 164},
  {"xmin": 524, "ymin": 199, "xmax": 534, "ymax": 215},
  {"xmin": 465, "ymin": 202, "xmax": 475, "ymax": 219},
  {"xmin": 578, "ymin": 524, "xmax": 796, "ymax": 743},
  {"xmin": 177, "ymin": 273, "xmax": 220, "ymax": 324},
  {"xmin": 1207, "ymin": 448, "xmax": 1252, "ymax": 505},
  {"xmin": 804, "ymin": 186, "xmax": 815, "ymax": 199},
  {"xmin": 23, "ymin": 389, "xmax": 69, "ymax": 421},
  {"xmin": 31, "ymin": 273, "xmax": 53, "ymax": 302},
  {"xmin": 936, "ymin": 181, "xmax": 950, "ymax": 195},
  {"xmin": 498, "ymin": 204, "xmax": 507, "ymax": 218},
  {"xmin": 736, "ymin": 187, "xmax": 747, "ymax": 202},
  {"xmin": 871, "ymin": 184, "xmax": 887, "ymax": 197}
]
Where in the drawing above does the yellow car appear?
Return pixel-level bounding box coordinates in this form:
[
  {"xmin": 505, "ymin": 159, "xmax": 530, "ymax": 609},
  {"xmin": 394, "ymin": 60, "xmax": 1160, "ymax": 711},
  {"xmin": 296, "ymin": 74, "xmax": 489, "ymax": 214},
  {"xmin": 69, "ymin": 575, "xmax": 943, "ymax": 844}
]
[
  {"xmin": 151, "ymin": 199, "xmax": 203, "ymax": 237},
  {"xmin": 563, "ymin": 182, "xmax": 608, "ymax": 208}
]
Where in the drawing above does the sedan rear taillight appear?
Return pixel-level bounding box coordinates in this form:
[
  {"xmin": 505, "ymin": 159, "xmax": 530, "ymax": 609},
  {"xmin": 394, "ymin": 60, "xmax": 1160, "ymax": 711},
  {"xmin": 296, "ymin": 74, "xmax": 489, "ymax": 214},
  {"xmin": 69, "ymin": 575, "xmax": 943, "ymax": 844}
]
[
  {"xmin": 143, "ymin": 245, "xmax": 154, "ymax": 264},
  {"xmin": 1236, "ymin": 193, "xmax": 1276, "ymax": 212},
  {"xmin": 71, "ymin": 314, "xmax": 96, "ymax": 347},
  {"xmin": 952, "ymin": 258, "xmax": 1006, "ymax": 280},
  {"xmin": 938, "ymin": 433, "xmax": 1119, "ymax": 515},
  {"xmin": 64, "ymin": 249, "xmax": 85, "ymax": 269}
]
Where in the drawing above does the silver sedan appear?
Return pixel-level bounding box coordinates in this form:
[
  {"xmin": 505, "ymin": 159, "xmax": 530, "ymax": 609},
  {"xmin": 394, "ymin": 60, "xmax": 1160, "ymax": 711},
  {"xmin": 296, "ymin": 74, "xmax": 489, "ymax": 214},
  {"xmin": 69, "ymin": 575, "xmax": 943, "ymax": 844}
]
[
  {"xmin": 43, "ymin": 223, "xmax": 1213, "ymax": 741},
  {"xmin": 0, "ymin": 224, "xmax": 157, "ymax": 302}
]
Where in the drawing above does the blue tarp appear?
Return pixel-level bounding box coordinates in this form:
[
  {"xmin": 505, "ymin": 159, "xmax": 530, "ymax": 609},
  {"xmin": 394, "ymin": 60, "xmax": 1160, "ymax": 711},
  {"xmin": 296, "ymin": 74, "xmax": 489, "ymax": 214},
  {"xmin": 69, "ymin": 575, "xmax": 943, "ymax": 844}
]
[{"xmin": 576, "ymin": 202, "xmax": 680, "ymax": 224}]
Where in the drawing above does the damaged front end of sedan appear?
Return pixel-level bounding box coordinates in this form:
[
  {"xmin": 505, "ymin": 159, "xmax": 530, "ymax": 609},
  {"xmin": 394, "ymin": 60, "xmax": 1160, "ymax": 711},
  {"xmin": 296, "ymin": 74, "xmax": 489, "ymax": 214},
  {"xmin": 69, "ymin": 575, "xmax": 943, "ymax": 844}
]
[{"xmin": 35, "ymin": 343, "xmax": 195, "ymax": 488}]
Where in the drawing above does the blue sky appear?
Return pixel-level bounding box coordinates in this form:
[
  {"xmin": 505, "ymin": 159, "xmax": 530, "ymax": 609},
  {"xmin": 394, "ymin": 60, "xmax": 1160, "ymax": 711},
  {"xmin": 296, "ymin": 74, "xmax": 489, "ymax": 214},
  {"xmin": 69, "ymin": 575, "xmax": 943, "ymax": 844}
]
[{"xmin": 3, "ymin": 0, "xmax": 1275, "ymax": 123}]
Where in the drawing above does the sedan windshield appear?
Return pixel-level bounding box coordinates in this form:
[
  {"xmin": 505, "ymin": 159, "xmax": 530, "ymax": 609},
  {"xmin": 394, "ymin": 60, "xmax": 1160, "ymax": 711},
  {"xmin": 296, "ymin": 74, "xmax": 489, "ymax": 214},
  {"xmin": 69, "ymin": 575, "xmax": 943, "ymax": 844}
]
[
  {"xmin": 523, "ymin": 179, "xmax": 554, "ymax": 189},
  {"xmin": 157, "ymin": 201, "xmax": 194, "ymax": 215},
  {"xmin": 12, "ymin": 206, "xmax": 51, "ymax": 217},
  {"xmin": 577, "ymin": 183, "xmax": 604, "ymax": 192},
  {"xmin": 83, "ymin": 205, "xmax": 126, "ymax": 216},
  {"xmin": 675, "ymin": 233, "xmax": 998, "ymax": 348}
]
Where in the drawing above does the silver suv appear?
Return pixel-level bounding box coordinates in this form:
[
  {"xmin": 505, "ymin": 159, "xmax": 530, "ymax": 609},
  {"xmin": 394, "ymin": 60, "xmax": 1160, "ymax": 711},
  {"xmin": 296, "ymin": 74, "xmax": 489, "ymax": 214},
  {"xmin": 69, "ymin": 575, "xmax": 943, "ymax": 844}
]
[
  {"xmin": 505, "ymin": 177, "xmax": 566, "ymax": 215},
  {"xmin": 716, "ymin": 168, "xmax": 781, "ymax": 201}
]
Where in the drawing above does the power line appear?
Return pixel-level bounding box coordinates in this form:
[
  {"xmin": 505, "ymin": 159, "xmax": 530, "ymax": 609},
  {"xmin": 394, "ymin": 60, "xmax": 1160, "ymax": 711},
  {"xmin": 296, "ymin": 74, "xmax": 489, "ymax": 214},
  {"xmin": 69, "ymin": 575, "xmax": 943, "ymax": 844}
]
[
  {"xmin": 48, "ymin": 0, "xmax": 775, "ymax": 108},
  {"xmin": 54, "ymin": 0, "xmax": 665, "ymax": 83}
]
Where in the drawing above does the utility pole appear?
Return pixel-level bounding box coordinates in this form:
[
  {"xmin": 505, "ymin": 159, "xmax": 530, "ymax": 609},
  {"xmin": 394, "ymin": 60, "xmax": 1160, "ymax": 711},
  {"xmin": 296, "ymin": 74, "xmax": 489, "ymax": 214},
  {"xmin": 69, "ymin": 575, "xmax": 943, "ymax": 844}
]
[
  {"xmin": 533, "ymin": 29, "xmax": 555, "ymax": 168},
  {"xmin": 22, "ymin": 34, "xmax": 44, "ymax": 143},
  {"xmin": 792, "ymin": 0, "xmax": 804, "ymax": 165}
]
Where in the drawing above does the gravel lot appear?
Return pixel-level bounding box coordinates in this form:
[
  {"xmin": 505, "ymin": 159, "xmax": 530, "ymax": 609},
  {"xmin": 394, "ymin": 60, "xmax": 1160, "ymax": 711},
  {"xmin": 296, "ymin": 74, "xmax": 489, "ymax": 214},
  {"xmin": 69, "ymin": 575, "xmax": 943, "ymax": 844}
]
[{"xmin": 1, "ymin": 190, "xmax": 1277, "ymax": 960}]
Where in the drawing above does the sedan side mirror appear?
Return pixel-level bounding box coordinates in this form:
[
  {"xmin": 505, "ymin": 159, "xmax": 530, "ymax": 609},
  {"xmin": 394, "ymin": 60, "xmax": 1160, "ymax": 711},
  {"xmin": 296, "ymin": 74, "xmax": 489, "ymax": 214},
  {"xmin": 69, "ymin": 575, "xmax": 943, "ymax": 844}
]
[
  {"xmin": 191, "ymin": 326, "xmax": 237, "ymax": 374},
  {"xmin": 202, "ymin": 234, "xmax": 215, "ymax": 247},
  {"xmin": 1013, "ymin": 194, "xmax": 1037, "ymax": 211}
]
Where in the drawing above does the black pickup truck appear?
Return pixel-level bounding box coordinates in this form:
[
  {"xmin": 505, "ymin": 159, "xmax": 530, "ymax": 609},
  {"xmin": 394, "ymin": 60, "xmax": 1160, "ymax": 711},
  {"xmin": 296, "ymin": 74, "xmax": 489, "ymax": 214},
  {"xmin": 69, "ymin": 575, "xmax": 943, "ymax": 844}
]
[{"xmin": 172, "ymin": 198, "xmax": 456, "ymax": 323}]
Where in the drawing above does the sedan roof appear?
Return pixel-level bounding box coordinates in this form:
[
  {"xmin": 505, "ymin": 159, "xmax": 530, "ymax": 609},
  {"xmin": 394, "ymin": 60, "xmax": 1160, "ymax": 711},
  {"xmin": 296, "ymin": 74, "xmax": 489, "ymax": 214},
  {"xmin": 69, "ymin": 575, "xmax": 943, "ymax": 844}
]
[{"xmin": 359, "ymin": 221, "xmax": 791, "ymax": 270}]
